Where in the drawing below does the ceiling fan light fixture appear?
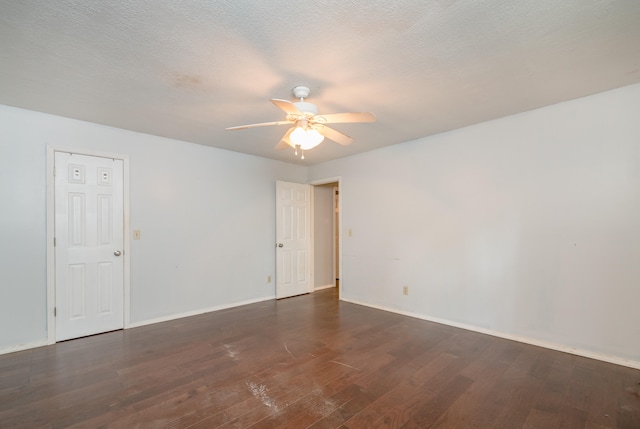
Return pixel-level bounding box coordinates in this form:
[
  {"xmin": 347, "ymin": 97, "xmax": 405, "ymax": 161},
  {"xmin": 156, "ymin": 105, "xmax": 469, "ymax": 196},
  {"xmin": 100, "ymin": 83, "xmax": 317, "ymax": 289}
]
[{"xmin": 290, "ymin": 126, "xmax": 324, "ymax": 150}]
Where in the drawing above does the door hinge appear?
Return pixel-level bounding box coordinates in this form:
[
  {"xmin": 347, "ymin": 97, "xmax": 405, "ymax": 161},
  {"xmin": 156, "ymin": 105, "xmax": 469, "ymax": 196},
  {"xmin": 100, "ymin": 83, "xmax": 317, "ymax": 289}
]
[
  {"xmin": 53, "ymin": 166, "xmax": 56, "ymax": 176},
  {"xmin": 54, "ymin": 307, "xmax": 56, "ymax": 317},
  {"xmin": 53, "ymin": 237, "xmax": 56, "ymax": 246}
]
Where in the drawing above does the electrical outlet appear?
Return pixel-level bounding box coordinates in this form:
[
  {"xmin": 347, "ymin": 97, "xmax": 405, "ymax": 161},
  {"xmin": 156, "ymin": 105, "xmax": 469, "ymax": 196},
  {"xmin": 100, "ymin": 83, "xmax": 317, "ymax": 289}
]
[
  {"xmin": 403, "ymin": 286, "xmax": 409, "ymax": 295},
  {"xmin": 348, "ymin": 228, "xmax": 353, "ymax": 237},
  {"xmin": 267, "ymin": 275, "xmax": 271, "ymax": 283},
  {"xmin": 133, "ymin": 230, "xmax": 141, "ymax": 240}
]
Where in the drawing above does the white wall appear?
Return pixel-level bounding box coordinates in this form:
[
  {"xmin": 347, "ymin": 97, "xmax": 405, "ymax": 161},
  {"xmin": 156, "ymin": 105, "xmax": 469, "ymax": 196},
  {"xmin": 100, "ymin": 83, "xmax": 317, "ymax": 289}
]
[
  {"xmin": 309, "ymin": 83, "xmax": 640, "ymax": 366},
  {"xmin": 313, "ymin": 185, "xmax": 334, "ymax": 289},
  {"xmin": 0, "ymin": 105, "xmax": 306, "ymax": 352}
]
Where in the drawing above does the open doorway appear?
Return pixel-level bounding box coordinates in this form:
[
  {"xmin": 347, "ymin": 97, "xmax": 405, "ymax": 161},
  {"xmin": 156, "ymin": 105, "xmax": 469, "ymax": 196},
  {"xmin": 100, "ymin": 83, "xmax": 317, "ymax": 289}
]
[{"xmin": 312, "ymin": 180, "xmax": 340, "ymax": 294}]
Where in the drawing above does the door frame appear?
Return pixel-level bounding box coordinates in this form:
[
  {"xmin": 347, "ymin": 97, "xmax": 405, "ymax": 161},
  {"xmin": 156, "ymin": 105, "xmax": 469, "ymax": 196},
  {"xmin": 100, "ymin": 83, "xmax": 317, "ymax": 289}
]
[
  {"xmin": 310, "ymin": 176, "xmax": 342, "ymax": 301},
  {"xmin": 46, "ymin": 145, "xmax": 131, "ymax": 344}
]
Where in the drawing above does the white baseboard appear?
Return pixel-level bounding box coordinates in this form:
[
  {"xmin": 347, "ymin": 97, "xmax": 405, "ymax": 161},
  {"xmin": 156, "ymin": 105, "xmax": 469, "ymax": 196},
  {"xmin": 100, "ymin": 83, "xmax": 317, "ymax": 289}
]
[
  {"xmin": 127, "ymin": 295, "xmax": 275, "ymax": 329},
  {"xmin": 0, "ymin": 339, "xmax": 49, "ymax": 356},
  {"xmin": 314, "ymin": 284, "xmax": 336, "ymax": 291},
  {"xmin": 340, "ymin": 297, "xmax": 640, "ymax": 370},
  {"xmin": 1, "ymin": 296, "xmax": 277, "ymax": 356}
]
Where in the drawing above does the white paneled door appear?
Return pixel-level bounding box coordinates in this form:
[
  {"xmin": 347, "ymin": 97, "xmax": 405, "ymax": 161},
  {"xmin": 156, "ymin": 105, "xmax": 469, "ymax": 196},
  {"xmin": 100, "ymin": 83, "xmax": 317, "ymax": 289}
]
[
  {"xmin": 275, "ymin": 181, "xmax": 311, "ymax": 299},
  {"xmin": 54, "ymin": 152, "xmax": 124, "ymax": 341}
]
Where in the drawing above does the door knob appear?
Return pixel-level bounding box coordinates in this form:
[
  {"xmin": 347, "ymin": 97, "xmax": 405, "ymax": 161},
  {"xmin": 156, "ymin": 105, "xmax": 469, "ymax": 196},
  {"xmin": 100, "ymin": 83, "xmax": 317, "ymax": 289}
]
[
  {"xmin": 114, "ymin": 250, "xmax": 122, "ymax": 256},
  {"xmin": 277, "ymin": 243, "xmax": 284, "ymax": 248}
]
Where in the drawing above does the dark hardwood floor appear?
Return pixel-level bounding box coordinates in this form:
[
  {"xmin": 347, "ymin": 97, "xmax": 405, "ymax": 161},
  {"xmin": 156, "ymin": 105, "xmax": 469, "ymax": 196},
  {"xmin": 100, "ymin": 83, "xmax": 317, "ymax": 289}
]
[{"xmin": 1, "ymin": 288, "xmax": 639, "ymax": 428}]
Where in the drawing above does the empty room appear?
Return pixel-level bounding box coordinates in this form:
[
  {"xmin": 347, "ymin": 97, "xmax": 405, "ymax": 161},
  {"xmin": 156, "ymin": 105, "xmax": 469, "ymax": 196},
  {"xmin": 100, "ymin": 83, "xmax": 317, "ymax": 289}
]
[{"xmin": 1, "ymin": 1, "xmax": 639, "ymax": 428}]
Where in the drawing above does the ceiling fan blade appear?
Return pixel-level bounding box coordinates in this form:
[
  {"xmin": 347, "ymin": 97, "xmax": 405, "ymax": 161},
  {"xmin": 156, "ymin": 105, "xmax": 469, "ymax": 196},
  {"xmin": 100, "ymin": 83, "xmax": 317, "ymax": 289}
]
[
  {"xmin": 270, "ymin": 99, "xmax": 302, "ymax": 116},
  {"xmin": 226, "ymin": 121, "xmax": 290, "ymax": 131},
  {"xmin": 316, "ymin": 125, "xmax": 354, "ymax": 146},
  {"xmin": 275, "ymin": 128, "xmax": 295, "ymax": 150},
  {"xmin": 313, "ymin": 112, "xmax": 376, "ymax": 124}
]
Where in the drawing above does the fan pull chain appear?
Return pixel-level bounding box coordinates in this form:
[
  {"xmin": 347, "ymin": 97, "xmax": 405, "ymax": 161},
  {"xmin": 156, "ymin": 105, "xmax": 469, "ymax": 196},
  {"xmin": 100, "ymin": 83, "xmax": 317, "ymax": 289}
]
[{"xmin": 293, "ymin": 145, "xmax": 304, "ymax": 159}]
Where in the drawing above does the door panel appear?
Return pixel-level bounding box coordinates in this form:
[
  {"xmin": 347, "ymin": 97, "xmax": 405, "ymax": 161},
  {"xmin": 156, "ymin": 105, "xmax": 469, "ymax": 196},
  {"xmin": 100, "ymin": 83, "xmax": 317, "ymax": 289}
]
[
  {"xmin": 55, "ymin": 152, "xmax": 124, "ymax": 341},
  {"xmin": 276, "ymin": 181, "xmax": 311, "ymax": 299}
]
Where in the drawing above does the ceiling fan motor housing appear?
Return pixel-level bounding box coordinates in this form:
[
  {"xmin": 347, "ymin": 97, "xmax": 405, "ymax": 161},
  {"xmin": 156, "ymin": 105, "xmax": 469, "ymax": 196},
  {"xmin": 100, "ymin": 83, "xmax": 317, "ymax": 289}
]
[{"xmin": 293, "ymin": 101, "xmax": 318, "ymax": 115}]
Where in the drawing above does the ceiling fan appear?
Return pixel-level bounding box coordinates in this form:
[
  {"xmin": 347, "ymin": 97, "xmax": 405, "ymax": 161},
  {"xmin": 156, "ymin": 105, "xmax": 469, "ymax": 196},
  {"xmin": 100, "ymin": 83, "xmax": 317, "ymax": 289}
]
[{"xmin": 226, "ymin": 85, "xmax": 376, "ymax": 159}]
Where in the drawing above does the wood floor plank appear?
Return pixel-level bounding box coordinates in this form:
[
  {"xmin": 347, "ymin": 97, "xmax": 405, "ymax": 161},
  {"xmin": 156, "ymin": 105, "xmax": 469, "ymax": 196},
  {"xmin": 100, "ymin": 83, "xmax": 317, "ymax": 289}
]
[
  {"xmin": 429, "ymin": 348, "xmax": 512, "ymax": 428},
  {"xmin": 1, "ymin": 287, "xmax": 638, "ymax": 428},
  {"xmin": 399, "ymin": 374, "xmax": 474, "ymax": 428}
]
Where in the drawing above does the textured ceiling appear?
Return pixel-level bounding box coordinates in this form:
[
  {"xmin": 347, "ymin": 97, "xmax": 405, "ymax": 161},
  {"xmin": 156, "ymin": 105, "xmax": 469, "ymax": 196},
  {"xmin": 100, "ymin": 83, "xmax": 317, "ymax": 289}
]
[{"xmin": 1, "ymin": 0, "xmax": 640, "ymax": 165}]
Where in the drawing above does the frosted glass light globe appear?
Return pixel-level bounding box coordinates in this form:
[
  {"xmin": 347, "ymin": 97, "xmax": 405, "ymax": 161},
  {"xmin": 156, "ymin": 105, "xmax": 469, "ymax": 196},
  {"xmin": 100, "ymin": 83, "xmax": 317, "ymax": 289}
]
[{"xmin": 290, "ymin": 127, "xmax": 324, "ymax": 150}]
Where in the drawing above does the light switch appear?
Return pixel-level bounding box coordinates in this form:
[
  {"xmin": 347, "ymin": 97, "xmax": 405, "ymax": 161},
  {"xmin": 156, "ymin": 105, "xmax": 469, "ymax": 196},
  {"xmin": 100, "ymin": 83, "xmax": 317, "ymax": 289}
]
[{"xmin": 133, "ymin": 230, "xmax": 141, "ymax": 240}]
